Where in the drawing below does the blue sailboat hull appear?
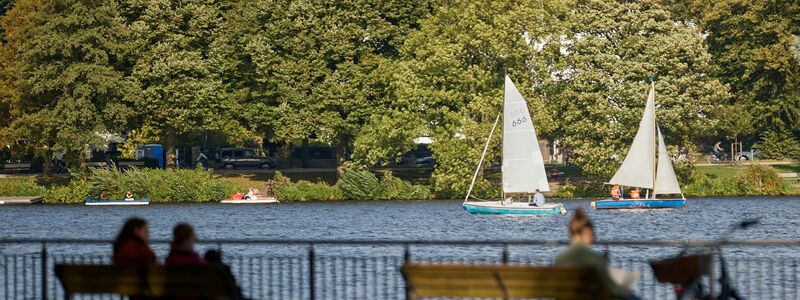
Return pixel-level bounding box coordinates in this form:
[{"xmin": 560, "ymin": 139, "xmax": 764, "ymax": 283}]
[
  {"xmin": 591, "ymin": 199, "xmax": 685, "ymax": 209},
  {"xmin": 463, "ymin": 202, "xmax": 566, "ymax": 215}
]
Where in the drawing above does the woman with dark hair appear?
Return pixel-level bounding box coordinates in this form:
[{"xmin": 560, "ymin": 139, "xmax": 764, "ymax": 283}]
[
  {"xmin": 113, "ymin": 218, "xmax": 156, "ymax": 264},
  {"xmin": 555, "ymin": 209, "xmax": 637, "ymax": 300},
  {"xmin": 165, "ymin": 223, "xmax": 205, "ymax": 265}
]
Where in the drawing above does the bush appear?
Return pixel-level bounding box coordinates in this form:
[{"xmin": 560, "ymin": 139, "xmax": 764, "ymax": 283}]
[
  {"xmin": 272, "ymin": 171, "xmax": 343, "ymax": 201},
  {"xmin": 77, "ymin": 167, "xmax": 237, "ymax": 202},
  {"xmin": 754, "ymin": 130, "xmax": 800, "ymax": 159},
  {"xmin": 272, "ymin": 170, "xmax": 431, "ymax": 201},
  {"xmin": 685, "ymin": 165, "xmax": 795, "ymax": 196},
  {"xmin": 46, "ymin": 179, "xmax": 92, "ymax": 203},
  {"xmin": 0, "ymin": 178, "xmax": 48, "ymax": 197},
  {"xmin": 339, "ymin": 170, "xmax": 383, "ymax": 200},
  {"xmin": 380, "ymin": 172, "xmax": 431, "ymax": 200},
  {"xmin": 552, "ymin": 179, "xmax": 575, "ymax": 198}
]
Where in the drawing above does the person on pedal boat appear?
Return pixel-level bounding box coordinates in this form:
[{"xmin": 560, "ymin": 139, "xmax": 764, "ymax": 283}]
[
  {"xmin": 530, "ymin": 189, "xmax": 545, "ymax": 207},
  {"xmin": 244, "ymin": 187, "xmax": 256, "ymax": 200}
]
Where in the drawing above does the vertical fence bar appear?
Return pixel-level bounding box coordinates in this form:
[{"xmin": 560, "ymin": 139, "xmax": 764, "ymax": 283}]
[
  {"xmin": 308, "ymin": 245, "xmax": 315, "ymax": 300},
  {"xmin": 502, "ymin": 244, "xmax": 509, "ymax": 264},
  {"xmin": 41, "ymin": 243, "xmax": 47, "ymax": 300}
]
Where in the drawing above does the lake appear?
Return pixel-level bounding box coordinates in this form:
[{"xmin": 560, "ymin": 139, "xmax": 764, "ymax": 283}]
[{"xmin": 2, "ymin": 197, "xmax": 799, "ymax": 299}]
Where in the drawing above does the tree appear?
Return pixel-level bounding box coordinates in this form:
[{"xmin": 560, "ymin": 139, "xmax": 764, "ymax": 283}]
[
  {"xmin": 541, "ymin": 0, "xmax": 729, "ymax": 178},
  {"xmin": 2, "ymin": 0, "xmax": 137, "ymax": 174},
  {"xmin": 394, "ymin": 0, "xmax": 567, "ymax": 197},
  {"xmin": 697, "ymin": 0, "xmax": 800, "ymax": 136},
  {"xmin": 216, "ymin": 0, "xmax": 433, "ymax": 172},
  {"xmin": 126, "ymin": 0, "xmax": 239, "ymax": 169}
]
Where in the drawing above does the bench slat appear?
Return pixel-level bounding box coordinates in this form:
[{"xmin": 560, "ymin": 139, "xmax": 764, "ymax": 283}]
[
  {"xmin": 403, "ymin": 263, "xmax": 608, "ymax": 300},
  {"xmin": 56, "ymin": 264, "xmax": 240, "ymax": 297}
]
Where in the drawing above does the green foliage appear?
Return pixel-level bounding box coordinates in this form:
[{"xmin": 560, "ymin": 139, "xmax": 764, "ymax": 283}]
[
  {"xmin": 272, "ymin": 170, "xmax": 430, "ymax": 201},
  {"xmin": 339, "ymin": 169, "xmax": 383, "ymax": 200},
  {"xmin": 0, "ymin": 177, "xmax": 46, "ymax": 197},
  {"xmin": 80, "ymin": 167, "xmax": 237, "ymax": 202},
  {"xmin": 271, "ymin": 171, "xmax": 343, "ymax": 201},
  {"xmin": 543, "ymin": 0, "xmax": 728, "ymax": 178},
  {"xmin": 753, "ymin": 130, "xmax": 800, "ymax": 160},
  {"xmin": 395, "ymin": 0, "xmax": 564, "ymax": 196},
  {"xmin": 698, "ymin": 0, "xmax": 800, "ymax": 134},
  {"xmin": 380, "ymin": 172, "xmax": 431, "ymax": 200},
  {"xmin": 0, "ymin": 0, "xmax": 138, "ymax": 173},
  {"xmin": 46, "ymin": 178, "xmax": 91, "ymax": 204},
  {"xmin": 552, "ymin": 179, "xmax": 575, "ymax": 198},
  {"xmin": 351, "ymin": 111, "xmax": 422, "ymax": 167},
  {"xmin": 685, "ymin": 165, "xmax": 795, "ymax": 196}
]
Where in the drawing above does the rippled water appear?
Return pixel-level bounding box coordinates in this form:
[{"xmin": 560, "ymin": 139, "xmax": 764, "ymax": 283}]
[
  {"xmin": 2, "ymin": 197, "xmax": 799, "ymax": 299},
  {"xmin": 2, "ymin": 197, "xmax": 798, "ymax": 242}
]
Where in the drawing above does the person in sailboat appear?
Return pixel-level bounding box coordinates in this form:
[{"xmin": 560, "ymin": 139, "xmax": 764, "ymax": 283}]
[
  {"xmin": 610, "ymin": 185, "xmax": 621, "ymax": 200},
  {"xmin": 530, "ymin": 189, "xmax": 545, "ymax": 207},
  {"xmin": 629, "ymin": 188, "xmax": 641, "ymax": 199},
  {"xmin": 555, "ymin": 209, "xmax": 639, "ymax": 300}
]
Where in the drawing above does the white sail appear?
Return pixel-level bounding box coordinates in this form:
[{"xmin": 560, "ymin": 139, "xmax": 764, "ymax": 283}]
[
  {"xmin": 502, "ymin": 75, "xmax": 550, "ymax": 193},
  {"xmin": 608, "ymin": 82, "xmax": 657, "ymax": 189},
  {"xmin": 654, "ymin": 127, "xmax": 682, "ymax": 196}
]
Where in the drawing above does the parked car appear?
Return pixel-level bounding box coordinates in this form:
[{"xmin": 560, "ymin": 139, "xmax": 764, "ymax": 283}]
[
  {"xmin": 216, "ymin": 148, "xmax": 276, "ymax": 169},
  {"xmin": 737, "ymin": 149, "xmax": 757, "ymax": 161},
  {"xmin": 415, "ymin": 156, "xmax": 434, "ymax": 167}
]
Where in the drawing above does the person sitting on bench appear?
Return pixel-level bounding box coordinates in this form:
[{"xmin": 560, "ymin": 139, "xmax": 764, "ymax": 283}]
[
  {"xmin": 113, "ymin": 218, "xmax": 156, "ymax": 264},
  {"xmin": 166, "ymin": 223, "xmax": 205, "ymax": 265},
  {"xmin": 555, "ymin": 209, "xmax": 639, "ymax": 300}
]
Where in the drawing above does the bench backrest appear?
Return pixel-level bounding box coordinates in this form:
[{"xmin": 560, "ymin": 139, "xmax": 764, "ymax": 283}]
[
  {"xmin": 402, "ymin": 263, "xmax": 608, "ymax": 300},
  {"xmin": 55, "ymin": 264, "xmax": 240, "ymax": 298}
]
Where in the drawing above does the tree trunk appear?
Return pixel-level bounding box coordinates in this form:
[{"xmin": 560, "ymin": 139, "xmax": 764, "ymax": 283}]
[
  {"xmin": 165, "ymin": 124, "xmax": 177, "ymax": 170},
  {"xmin": 42, "ymin": 147, "xmax": 52, "ymax": 177},
  {"xmin": 301, "ymin": 138, "xmax": 310, "ymax": 168},
  {"xmin": 335, "ymin": 135, "xmax": 350, "ymax": 178}
]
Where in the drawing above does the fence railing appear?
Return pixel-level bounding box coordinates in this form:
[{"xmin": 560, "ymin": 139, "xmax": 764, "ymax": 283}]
[{"xmin": 0, "ymin": 239, "xmax": 798, "ymax": 299}]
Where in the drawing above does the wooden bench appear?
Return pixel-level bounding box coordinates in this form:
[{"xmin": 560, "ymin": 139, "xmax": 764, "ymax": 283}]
[
  {"xmin": 55, "ymin": 264, "xmax": 242, "ymax": 299},
  {"xmin": 402, "ymin": 263, "xmax": 608, "ymax": 300},
  {"xmin": 0, "ymin": 163, "xmax": 31, "ymax": 172},
  {"xmin": 778, "ymin": 172, "xmax": 799, "ymax": 182}
]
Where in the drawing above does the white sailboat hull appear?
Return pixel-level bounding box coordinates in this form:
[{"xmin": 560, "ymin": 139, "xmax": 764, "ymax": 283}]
[{"xmin": 463, "ymin": 201, "xmax": 567, "ymax": 215}]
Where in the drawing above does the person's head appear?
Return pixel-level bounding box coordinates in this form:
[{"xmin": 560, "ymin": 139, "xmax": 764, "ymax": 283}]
[
  {"xmin": 535, "ymin": 189, "xmax": 540, "ymax": 193},
  {"xmin": 125, "ymin": 191, "xmax": 132, "ymax": 197},
  {"xmin": 568, "ymin": 209, "xmax": 594, "ymax": 246},
  {"xmin": 204, "ymin": 249, "xmax": 222, "ymax": 264},
  {"xmin": 171, "ymin": 223, "xmax": 196, "ymax": 251},
  {"xmin": 100, "ymin": 192, "xmax": 107, "ymax": 199},
  {"xmin": 114, "ymin": 218, "xmax": 148, "ymax": 252}
]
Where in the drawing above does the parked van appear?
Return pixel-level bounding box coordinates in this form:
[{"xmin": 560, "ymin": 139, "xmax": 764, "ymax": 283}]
[{"xmin": 217, "ymin": 148, "xmax": 276, "ymax": 169}]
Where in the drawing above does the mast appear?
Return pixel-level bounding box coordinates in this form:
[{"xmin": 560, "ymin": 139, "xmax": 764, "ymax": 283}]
[
  {"xmin": 464, "ymin": 112, "xmax": 501, "ymax": 203},
  {"xmin": 651, "ymin": 78, "xmax": 657, "ymax": 199}
]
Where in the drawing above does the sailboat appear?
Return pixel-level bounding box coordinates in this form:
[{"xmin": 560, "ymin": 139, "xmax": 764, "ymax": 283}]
[
  {"xmin": 591, "ymin": 80, "xmax": 685, "ymax": 209},
  {"xmin": 462, "ymin": 75, "xmax": 567, "ymax": 215}
]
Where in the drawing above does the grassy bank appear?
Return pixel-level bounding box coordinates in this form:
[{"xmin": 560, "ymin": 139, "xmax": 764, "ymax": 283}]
[{"xmin": 1, "ymin": 163, "xmax": 796, "ymax": 203}]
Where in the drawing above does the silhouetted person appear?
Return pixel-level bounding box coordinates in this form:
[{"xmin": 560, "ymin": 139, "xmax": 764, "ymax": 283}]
[
  {"xmin": 166, "ymin": 223, "xmax": 205, "ymax": 265},
  {"xmin": 113, "ymin": 218, "xmax": 156, "ymax": 264}
]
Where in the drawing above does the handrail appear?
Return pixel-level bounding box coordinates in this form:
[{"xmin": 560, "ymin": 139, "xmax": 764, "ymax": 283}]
[{"xmin": 0, "ymin": 238, "xmax": 798, "ymax": 247}]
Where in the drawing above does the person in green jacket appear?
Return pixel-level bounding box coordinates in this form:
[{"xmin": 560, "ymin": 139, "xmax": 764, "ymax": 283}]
[{"xmin": 555, "ymin": 208, "xmax": 638, "ymax": 300}]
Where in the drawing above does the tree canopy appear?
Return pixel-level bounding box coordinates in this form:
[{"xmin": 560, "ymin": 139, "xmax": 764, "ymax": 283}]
[{"xmin": 0, "ymin": 0, "xmax": 796, "ymax": 185}]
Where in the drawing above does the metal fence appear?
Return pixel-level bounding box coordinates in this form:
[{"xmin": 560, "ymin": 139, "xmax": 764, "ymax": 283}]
[{"xmin": 1, "ymin": 239, "xmax": 799, "ymax": 299}]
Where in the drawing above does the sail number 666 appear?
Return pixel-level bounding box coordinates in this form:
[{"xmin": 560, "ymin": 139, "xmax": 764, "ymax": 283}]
[{"xmin": 512, "ymin": 117, "xmax": 527, "ymax": 127}]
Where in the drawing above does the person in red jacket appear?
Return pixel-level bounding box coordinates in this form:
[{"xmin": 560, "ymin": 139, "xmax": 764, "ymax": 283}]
[
  {"xmin": 113, "ymin": 218, "xmax": 156, "ymax": 264},
  {"xmin": 165, "ymin": 223, "xmax": 205, "ymax": 265}
]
